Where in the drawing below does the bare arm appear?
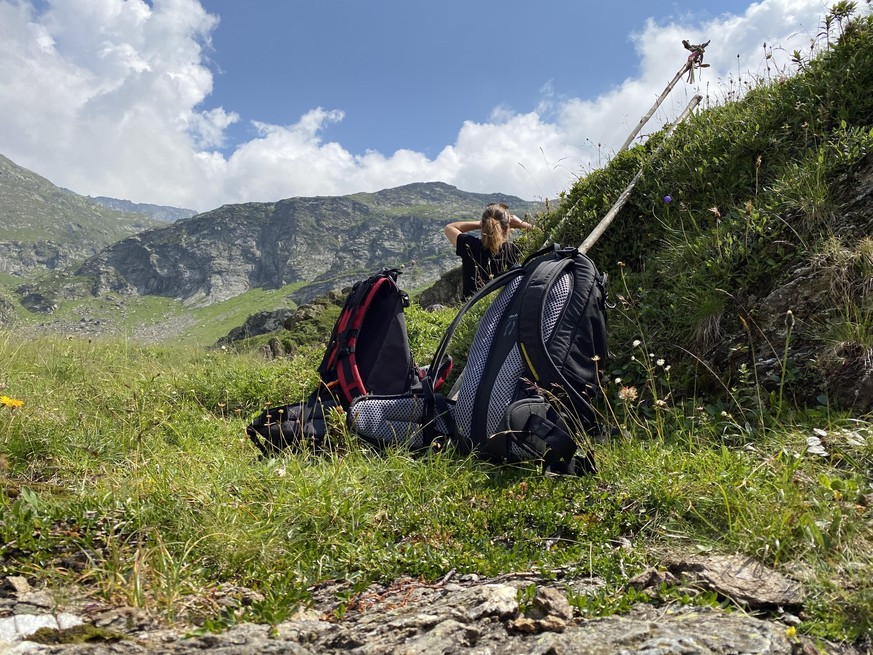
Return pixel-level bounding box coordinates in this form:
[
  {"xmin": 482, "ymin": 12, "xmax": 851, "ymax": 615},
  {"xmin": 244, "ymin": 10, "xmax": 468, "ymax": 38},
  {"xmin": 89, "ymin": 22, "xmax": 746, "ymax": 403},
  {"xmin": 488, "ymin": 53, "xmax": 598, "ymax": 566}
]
[
  {"xmin": 444, "ymin": 220, "xmax": 481, "ymax": 248},
  {"xmin": 445, "ymin": 215, "xmax": 534, "ymax": 248},
  {"xmin": 509, "ymin": 215, "xmax": 533, "ymax": 230}
]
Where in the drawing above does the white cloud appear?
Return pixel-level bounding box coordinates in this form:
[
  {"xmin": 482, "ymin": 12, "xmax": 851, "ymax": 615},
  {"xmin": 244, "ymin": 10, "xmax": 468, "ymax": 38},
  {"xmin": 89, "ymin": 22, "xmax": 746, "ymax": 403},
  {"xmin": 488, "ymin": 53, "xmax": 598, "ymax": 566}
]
[
  {"xmin": 0, "ymin": 0, "xmax": 217, "ymax": 208},
  {"xmin": 0, "ymin": 0, "xmax": 853, "ymax": 212},
  {"xmin": 189, "ymin": 107, "xmax": 239, "ymax": 149}
]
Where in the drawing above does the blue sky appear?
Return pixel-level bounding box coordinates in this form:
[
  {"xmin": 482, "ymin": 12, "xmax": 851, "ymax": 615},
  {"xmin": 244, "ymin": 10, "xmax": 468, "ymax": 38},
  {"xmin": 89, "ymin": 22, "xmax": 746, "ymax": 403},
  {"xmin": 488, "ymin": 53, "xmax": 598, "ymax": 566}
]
[
  {"xmin": 0, "ymin": 0, "xmax": 847, "ymax": 212},
  {"xmin": 198, "ymin": 1, "xmax": 753, "ymax": 157}
]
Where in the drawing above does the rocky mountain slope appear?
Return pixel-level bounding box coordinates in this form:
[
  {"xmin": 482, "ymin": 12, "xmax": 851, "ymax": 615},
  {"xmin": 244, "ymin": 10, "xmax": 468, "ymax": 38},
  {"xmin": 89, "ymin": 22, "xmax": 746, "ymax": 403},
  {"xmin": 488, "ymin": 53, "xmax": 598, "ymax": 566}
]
[
  {"xmin": 88, "ymin": 196, "xmax": 197, "ymax": 223},
  {"xmin": 0, "ymin": 155, "xmax": 163, "ymax": 277},
  {"xmin": 63, "ymin": 183, "xmax": 540, "ymax": 307}
]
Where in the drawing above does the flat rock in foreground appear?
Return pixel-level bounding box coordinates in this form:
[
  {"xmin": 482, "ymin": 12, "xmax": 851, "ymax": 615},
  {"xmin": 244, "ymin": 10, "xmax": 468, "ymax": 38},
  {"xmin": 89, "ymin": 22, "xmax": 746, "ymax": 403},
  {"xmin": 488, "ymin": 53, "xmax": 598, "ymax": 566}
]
[{"xmin": 2, "ymin": 573, "xmax": 863, "ymax": 655}]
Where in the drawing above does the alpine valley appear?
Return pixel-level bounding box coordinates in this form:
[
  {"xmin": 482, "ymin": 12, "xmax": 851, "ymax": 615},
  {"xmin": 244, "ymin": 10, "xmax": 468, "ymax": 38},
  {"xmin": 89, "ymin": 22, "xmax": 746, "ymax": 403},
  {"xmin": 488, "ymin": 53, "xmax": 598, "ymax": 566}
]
[{"xmin": 0, "ymin": 153, "xmax": 543, "ymax": 343}]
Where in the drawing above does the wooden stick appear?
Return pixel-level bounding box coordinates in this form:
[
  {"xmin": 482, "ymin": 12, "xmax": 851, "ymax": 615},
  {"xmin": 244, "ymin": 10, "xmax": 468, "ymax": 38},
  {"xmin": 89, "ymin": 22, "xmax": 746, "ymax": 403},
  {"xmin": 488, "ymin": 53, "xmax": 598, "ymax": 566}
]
[
  {"xmin": 543, "ymin": 41, "xmax": 709, "ymax": 248},
  {"xmin": 579, "ymin": 94, "xmax": 702, "ymax": 255},
  {"xmin": 617, "ymin": 60, "xmax": 692, "ymax": 154},
  {"xmin": 618, "ymin": 39, "xmax": 709, "ymax": 153}
]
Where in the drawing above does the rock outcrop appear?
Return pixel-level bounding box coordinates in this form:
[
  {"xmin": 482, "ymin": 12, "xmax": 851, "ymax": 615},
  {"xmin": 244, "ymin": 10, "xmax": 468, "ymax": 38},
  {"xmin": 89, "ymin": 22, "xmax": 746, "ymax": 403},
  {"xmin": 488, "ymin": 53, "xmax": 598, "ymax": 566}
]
[
  {"xmin": 1, "ymin": 565, "xmax": 865, "ymax": 655},
  {"xmin": 51, "ymin": 183, "xmax": 539, "ymax": 309}
]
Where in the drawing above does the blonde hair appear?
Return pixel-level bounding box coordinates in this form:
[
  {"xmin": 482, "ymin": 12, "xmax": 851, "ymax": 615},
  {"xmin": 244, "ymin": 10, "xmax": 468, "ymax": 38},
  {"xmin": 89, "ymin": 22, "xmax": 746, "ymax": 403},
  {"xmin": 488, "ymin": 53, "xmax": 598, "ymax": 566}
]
[{"xmin": 480, "ymin": 203, "xmax": 511, "ymax": 255}]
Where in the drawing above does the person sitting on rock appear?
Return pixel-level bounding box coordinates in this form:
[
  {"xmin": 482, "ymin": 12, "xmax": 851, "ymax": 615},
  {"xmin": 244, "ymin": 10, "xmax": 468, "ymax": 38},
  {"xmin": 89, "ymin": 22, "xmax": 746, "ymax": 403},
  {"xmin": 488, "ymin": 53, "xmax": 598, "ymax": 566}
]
[{"xmin": 444, "ymin": 203, "xmax": 533, "ymax": 299}]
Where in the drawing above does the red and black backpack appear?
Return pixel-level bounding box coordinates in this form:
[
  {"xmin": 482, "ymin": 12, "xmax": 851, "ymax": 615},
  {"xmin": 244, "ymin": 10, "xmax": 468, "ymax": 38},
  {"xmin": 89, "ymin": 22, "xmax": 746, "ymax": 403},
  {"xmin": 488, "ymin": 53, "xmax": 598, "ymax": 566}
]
[{"xmin": 246, "ymin": 269, "xmax": 451, "ymax": 456}]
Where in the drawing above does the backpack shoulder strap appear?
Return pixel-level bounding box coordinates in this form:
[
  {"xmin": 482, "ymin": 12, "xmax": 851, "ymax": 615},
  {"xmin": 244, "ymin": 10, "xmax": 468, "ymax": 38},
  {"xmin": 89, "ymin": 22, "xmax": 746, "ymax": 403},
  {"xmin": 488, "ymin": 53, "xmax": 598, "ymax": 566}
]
[{"xmin": 427, "ymin": 264, "xmax": 525, "ymax": 375}]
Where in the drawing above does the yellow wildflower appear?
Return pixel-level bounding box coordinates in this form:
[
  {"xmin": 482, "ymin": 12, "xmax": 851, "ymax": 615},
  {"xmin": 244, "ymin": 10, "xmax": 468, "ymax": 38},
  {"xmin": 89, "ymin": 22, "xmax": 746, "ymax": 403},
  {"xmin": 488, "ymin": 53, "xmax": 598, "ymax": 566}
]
[{"xmin": 0, "ymin": 395, "xmax": 24, "ymax": 409}]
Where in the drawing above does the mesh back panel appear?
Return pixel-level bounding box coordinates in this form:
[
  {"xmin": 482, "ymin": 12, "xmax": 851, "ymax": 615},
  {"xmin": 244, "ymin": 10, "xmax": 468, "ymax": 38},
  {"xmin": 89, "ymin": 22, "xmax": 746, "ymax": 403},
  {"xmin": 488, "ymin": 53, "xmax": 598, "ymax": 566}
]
[
  {"xmin": 543, "ymin": 272, "xmax": 572, "ymax": 340},
  {"xmin": 488, "ymin": 346, "xmax": 522, "ymax": 436},
  {"xmin": 349, "ymin": 396, "xmax": 453, "ymax": 450},
  {"xmin": 454, "ymin": 277, "xmax": 522, "ymax": 438}
]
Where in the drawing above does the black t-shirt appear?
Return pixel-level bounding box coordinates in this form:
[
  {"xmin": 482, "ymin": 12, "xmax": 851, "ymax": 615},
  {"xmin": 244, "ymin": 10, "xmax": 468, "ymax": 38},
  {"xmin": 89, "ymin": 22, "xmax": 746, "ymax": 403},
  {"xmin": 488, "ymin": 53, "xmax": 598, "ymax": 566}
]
[{"xmin": 456, "ymin": 233, "xmax": 520, "ymax": 298}]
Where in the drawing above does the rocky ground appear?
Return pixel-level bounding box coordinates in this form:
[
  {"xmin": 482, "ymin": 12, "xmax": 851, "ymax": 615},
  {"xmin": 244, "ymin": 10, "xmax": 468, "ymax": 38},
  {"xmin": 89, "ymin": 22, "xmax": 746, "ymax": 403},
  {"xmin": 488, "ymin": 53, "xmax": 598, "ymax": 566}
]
[
  {"xmin": 1, "ymin": 554, "xmax": 869, "ymax": 655},
  {"xmin": 13, "ymin": 312, "xmax": 197, "ymax": 345}
]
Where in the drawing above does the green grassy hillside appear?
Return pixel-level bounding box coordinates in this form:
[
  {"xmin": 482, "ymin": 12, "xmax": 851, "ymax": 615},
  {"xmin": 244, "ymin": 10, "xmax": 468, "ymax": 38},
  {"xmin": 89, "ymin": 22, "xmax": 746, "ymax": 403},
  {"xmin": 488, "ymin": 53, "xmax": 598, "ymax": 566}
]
[
  {"xmin": 536, "ymin": 10, "xmax": 872, "ymax": 415},
  {"xmin": 0, "ymin": 154, "xmax": 162, "ymax": 247}
]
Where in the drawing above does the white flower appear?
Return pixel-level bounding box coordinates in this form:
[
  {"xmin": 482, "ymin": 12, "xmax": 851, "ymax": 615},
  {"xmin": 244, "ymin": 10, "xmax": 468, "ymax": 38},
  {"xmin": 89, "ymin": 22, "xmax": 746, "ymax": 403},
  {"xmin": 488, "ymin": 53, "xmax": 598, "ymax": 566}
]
[
  {"xmin": 656, "ymin": 359, "xmax": 665, "ymax": 367},
  {"xmin": 614, "ymin": 377, "xmax": 622, "ymax": 384},
  {"xmin": 842, "ymin": 430, "xmax": 866, "ymax": 447},
  {"xmin": 618, "ymin": 386, "xmax": 639, "ymax": 402},
  {"xmin": 632, "ymin": 340, "xmax": 641, "ymax": 347}
]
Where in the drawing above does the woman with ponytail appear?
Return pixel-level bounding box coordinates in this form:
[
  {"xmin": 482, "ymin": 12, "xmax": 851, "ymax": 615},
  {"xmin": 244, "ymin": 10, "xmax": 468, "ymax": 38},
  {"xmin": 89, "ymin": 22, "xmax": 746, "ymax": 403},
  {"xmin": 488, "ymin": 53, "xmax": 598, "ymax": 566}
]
[{"xmin": 444, "ymin": 203, "xmax": 533, "ymax": 299}]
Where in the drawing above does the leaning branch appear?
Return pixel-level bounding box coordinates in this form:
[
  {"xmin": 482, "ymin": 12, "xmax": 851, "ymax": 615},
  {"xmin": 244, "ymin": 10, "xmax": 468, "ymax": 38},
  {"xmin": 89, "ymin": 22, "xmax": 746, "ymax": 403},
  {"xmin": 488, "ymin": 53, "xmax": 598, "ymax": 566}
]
[{"xmin": 579, "ymin": 94, "xmax": 702, "ymax": 254}]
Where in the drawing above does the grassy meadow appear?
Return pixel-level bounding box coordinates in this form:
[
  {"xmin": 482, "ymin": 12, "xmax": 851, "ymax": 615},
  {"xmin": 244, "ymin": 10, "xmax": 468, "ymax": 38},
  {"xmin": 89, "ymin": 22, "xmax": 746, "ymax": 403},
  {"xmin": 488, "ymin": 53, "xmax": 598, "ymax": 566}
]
[
  {"xmin": 1, "ymin": 307, "xmax": 871, "ymax": 641},
  {"xmin": 1, "ymin": 3, "xmax": 872, "ymax": 647}
]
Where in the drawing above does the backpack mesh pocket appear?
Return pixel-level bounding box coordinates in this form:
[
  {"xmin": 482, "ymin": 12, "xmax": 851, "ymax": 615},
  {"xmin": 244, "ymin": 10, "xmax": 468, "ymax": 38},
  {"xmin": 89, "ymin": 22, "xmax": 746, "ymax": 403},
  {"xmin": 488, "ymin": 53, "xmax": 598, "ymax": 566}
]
[{"xmin": 348, "ymin": 394, "xmax": 455, "ymax": 451}]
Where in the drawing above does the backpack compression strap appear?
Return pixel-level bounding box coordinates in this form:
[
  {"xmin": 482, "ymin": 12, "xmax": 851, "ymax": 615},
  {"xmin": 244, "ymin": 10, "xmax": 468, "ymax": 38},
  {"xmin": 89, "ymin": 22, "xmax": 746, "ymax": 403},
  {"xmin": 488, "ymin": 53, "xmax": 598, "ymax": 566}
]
[
  {"xmin": 417, "ymin": 375, "xmax": 457, "ymax": 450},
  {"xmin": 504, "ymin": 397, "xmax": 596, "ymax": 475}
]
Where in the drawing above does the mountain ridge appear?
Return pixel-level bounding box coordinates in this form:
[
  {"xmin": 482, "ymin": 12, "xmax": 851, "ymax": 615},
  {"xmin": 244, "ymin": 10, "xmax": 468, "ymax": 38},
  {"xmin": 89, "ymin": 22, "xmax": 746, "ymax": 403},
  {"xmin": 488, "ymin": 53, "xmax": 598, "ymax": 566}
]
[
  {"xmin": 73, "ymin": 182, "xmax": 541, "ymax": 307},
  {"xmin": 87, "ymin": 196, "xmax": 197, "ymax": 223},
  {"xmin": 0, "ymin": 154, "xmax": 542, "ymax": 321}
]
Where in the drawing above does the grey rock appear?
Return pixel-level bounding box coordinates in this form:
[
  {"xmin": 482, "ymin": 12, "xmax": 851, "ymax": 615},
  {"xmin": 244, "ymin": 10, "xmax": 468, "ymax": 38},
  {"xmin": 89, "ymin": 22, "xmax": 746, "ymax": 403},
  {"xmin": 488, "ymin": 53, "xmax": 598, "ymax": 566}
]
[
  {"xmin": 0, "ymin": 612, "xmax": 83, "ymax": 643},
  {"xmin": 259, "ymin": 337, "xmax": 286, "ymax": 360},
  {"xmin": 0, "ymin": 241, "xmax": 111, "ymax": 282},
  {"xmin": 665, "ymin": 554, "xmax": 805, "ymax": 609},
  {"xmin": 457, "ymin": 584, "xmax": 519, "ymax": 620},
  {"xmin": 215, "ymin": 310, "xmax": 294, "ymax": 346},
  {"xmin": 3, "ymin": 578, "xmax": 31, "ymax": 595},
  {"xmin": 0, "ymin": 575, "xmax": 862, "ymax": 655},
  {"xmin": 91, "ymin": 607, "xmax": 155, "ymax": 633},
  {"xmin": 0, "ymin": 293, "xmax": 15, "ymax": 326},
  {"xmin": 390, "ymin": 619, "xmax": 479, "ymax": 655},
  {"xmin": 418, "ymin": 266, "xmax": 463, "ymax": 308},
  {"xmin": 13, "ymin": 593, "xmax": 53, "ymax": 613},
  {"xmin": 535, "ymin": 608, "xmax": 796, "ymax": 655},
  {"xmin": 529, "ymin": 586, "xmax": 573, "ymax": 621}
]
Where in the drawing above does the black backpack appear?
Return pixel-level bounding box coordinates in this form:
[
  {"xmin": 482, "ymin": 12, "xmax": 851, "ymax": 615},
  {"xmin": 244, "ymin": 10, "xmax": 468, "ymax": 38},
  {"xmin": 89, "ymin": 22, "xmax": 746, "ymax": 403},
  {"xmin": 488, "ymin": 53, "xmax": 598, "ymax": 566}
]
[
  {"xmin": 246, "ymin": 268, "xmax": 451, "ymax": 456},
  {"xmin": 348, "ymin": 246, "xmax": 608, "ymax": 475}
]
